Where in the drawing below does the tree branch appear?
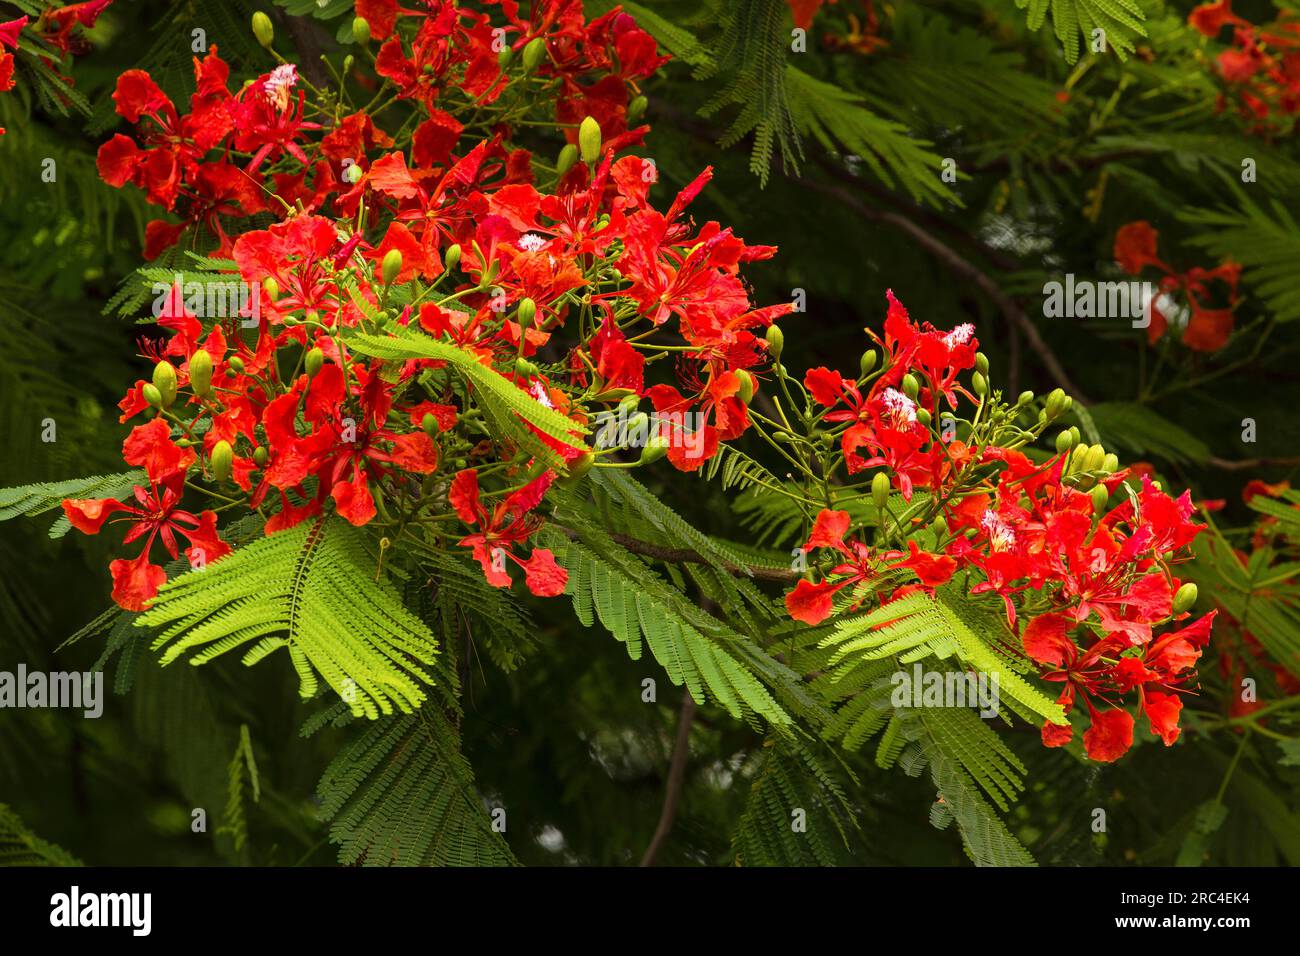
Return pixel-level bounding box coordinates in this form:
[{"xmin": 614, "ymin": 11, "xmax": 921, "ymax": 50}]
[{"xmin": 640, "ymin": 690, "xmax": 697, "ymax": 867}]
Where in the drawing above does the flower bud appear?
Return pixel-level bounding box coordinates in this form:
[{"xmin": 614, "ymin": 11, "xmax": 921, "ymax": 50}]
[
  {"xmin": 971, "ymin": 371, "xmax": 987, "ymax": 397},
  {"xmin": 1017, "ymin": 390, "xmax": 1034, "ymax": 406},
  {"xmin": 639, "ymin": 435, "xmax": 670, "ymax": 465},
  {"xmin": 229, "ymin": 355, "xmax": 246, "ymax": 373},
  {"xmin": 262, "ymin": 277, "xmax": 279, "ymax": 301},
  {"xmin": 628, "ymin": 95, "xmax": 648, "ymax": 121},
  {"xmin": 556, "ymin": 143, "xmax": 579, "ymax": 177},
  {"xmin": 578, "ymin": 116, "xmax": 602, "ymax": 164},
  {"xmin": 917, "ymin": 408, "xmax": 932, "ymax": 427},
  {"xmin": 305, "ymin": 347, "xmax": 325, "ymax": 378},
  {"xmin": 142, "ymin": 383, "xmax": 164, "ymax": 409},
  {"xmin": 381, "ymin": 248, "xmax": 403, "ymax": 285},
  {"xmin": 736, "ymin": 369, "xmax": 755, "ymax": 404},
  {"xmin": 352, "ymin": 16, "xmax": 371, "ymax": 45},
  {"xmin": 859, "ymin": 349, "xmax": 877, "ymax": 378},
  {"xmin": 929, "ymin": 515, "xmax": 948, "ymax": 537},
  {"xmin": 153, "ymin": 361, "xmax": 178, "ymax": 407},
  {"xmin": 211, "ymin": 440, "xmax": 234, "ymax": 482},
  {"xmin": 1102, "ymin": 453, "xmax": 1119, "ymax": 473},
  {"xmin": 1172, "ymin": 582, "xmax": 1199, "ymax": 614},
  {"xmin": 618, "ymin": 394, "xmax": 640, "ymax": 415},
  {"xmin": 1069, "ymin": 426, "xmax": 1081, "ymax": 446},
  {"xmin": 765, "ymin": 323, "xmax": 784, "ymax": 360},
  {"xmin": 871, "ymin": 472, "xmax": 891, "ymax": 511},
  {"xmin": 1045, "ymin": 388, "xmax": 1065, "ymax": 418},
  {"xmin": 514, "ymin": 357, "xmax": 538, "ymax": 377},
  {"xmin": 901, "ymin": 373, "xmax": 920, "ymax": 400},
  {"xmin": 1091, "ymin": 484, "xmax": 1110, "ymax": 514},
  {"xmin": 443, "ymin": 243, "xmax": 462, "ymax": 272},
  {"xmin": 252, "ymin": 11, "xmax": 274, "ymax": 49},
  {"xmin": 497, "ymin": 45, "xmax": 513, "ymax": 69},
  {"xmin": 772, "ymin": 431, "xmax": 791, "ymax": 443},
  {"xmin": 343, "ymin": 162, "xmax": 363, "ymax": 185},
  {"xmin": 522, "ymin": 36, "xmax": 546, "ymax": 72},
  {"xmin": 516, "ymin": 297, "xmax": 536, "ymax": 329},
  {"xmin": 283, "ymin": 315, "xmax": 300, "ymax": 327},
  {"xmin": 1055, "ymin": 430, "xmax": 1076, "ymax": 454},
  {"xmin": 189, "ymin": 350, "xmax": 213, "ymax": 397},
  {"xmin": 565, "ymin": 451, "xmax": 596, "ymax": 481},
  {"xmin": 975, "ymin": 352, "xmax": 989, "ymax": 376},
  {"xmin": 1084, "ymin": 444, "xmax": 1106, "ymax": 473},
  {"xmin": 421, "ymin": 413, "xmax": 438, "ymax": 435},
  {"xmin": 1061, "ymin": 396, "xmax": 1073, "ymax": 413},
  {"xmin": 253, "ymin": 446, "xmax": 269, "ymax": 467}
]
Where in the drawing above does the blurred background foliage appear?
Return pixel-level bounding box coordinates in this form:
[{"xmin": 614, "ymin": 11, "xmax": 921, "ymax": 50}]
[{"xmin": 1, "ymin": 0, "xmax": 1298, "ymax": 866}]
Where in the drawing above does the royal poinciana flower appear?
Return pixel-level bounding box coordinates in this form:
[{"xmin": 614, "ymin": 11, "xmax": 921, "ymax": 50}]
[
  {"xmin": 1114, "ymin": 221, "xmax": 1241, "ymax": 352},
  {"xmin": 1189, "ymin": 1, "xmax": 1300, "ymax": 135}
]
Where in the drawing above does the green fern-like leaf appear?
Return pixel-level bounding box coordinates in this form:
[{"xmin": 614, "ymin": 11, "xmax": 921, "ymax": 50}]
[
  {"xmin": 1017, "ymin": 0, "xmax": 1146, "ymax": 64},
  {"xmin": 0, "ymin": 804, "xmax": 82, "ymax": 867},
  {"xmin": 139, "ymin": 517, "xmax": 439, "ymax": 719}
]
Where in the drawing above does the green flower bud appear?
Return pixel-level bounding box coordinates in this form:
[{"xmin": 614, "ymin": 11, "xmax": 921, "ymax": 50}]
[
  {"xmin": 1045, "ymin": 388, "xmax": 1066, "ymax": 418},
  {"xmin": 421, "ymin": 413, "xmax": 438, "ymax": 435},
  {"xmin": 497, "ymin": 45, "xmax": 513, "ymax": 69},
  {"xmin": 1084, "ymin": 444, "xmax": 1106, "ymax": 473},
  {"xmin": 556, "ymin": 143, "xmax": 579, "ymax": 177},
  {"xmin": 565, "ymin": 451, "xmax": 596, "ymax": 482},
  {"xmin": 929, "ymin": 515, "xmax": 948, "ymax": 537},
  {"xmin": 343, "ymin": 162, "xmax": 363, "ymax": 185},
  {"xmin": 901, "ymin": 373, "xmax": 920, "ymax": 400},
  {"xmin": 617, "ymin": 394, "xmax": 640, "ymax": 415},
  {"xmin": 522, "ymin": 36, "xmax": 546, "ymax": 72},
  {"xmin": 765, "ymin": 323, "xmax": 784, "ymax": 360},
  {"xmin": 252, "ymin": 11, "xmax": 274, "ymax": 49},
  {"xmin": 453, "ymin": 458, "xmax": 468, "ymax": 469},
  {"xmin": 443, "ymin": 243, "xmax": 462, "ymax": 272},
  {"xmin": 152, "ymin": 361, "xmax": 178, "ymax": 407},
  {"xmin": 305, "ymin": 347, "xmax": 325, "ymax": 378},
  {"xmin": 1017, "ymin": 390, "xmax": 1034, "ymax": 406},
  {"xmin": 381, "ymin": 248, "xmax": 403, "ymax": 285},
  {"xmin": 229, "ymin": 355, "xmax": 246, "ymax": 374},
  {"xmin": 772, "ymin": 430, "xmax": 791, "ymax": 443},
  {"xmin": 211, "ymin": 440, "xmax": 234, "ymax": 483},
  {"xmin": 514, "ymin": 357, "xmax": 538, "ymax": 377},
  {"xmin": 578, "ymin": 116, "xmax": 602, "ymax": 164},
  {"xmin": 859, "ymin": 349, "xmax": 878, "ymax": 378},
  {"xmin": 283, "ymin": 315, "xmax": 300, "ymax": 327},
  {"xmin": 142, "ymin": 383, "xmax": 164, "ymax": 409},
  {"xmin": 253, "ymin": 446, "xmax": 269, "ymax": 467},
  {"xmin": 352, "ymin": 16, "xmax": 371, "ymax": 45},
  {"xmin": 917, "ymin": 408, "xmax": 932, "ymax": 427},
  {"xmin": 1061, "ymin": 396, "xmax": 1073, "ymax": 414},
  {"xmin": 1172, "ymin": 582, "xmax": 1199, "ymax": 614},
  {"xmin": 975, "ymin": 352, "xmax": 989, "ymax": 376},
  {"xmin": 516, "ymin": 297, "xmax": 536, "ymax": 329},
  {"xmin": 262, "ymin": 277, "xmax": 279, "ymax": 301},
  {"xmin": 736, "ymin": 369, "xmax": 755, "ymax": 404},
  {"xmin": 1091, "ymin": 484, "xmax": 1110, "ymax": 514},
  {"xmin": 1056, "ymin": 430, "xmax": 1076, "ymax": 454},
  {"xmin": 639, "ymin": 435, "xmax": 670, "ymax": 465},
  {"xmin": 871, "ymin": 472, "xmax": 891, "ymax": 511},
  {"xmin": 1102, "ymin": 453, "xmax": 1119, "ymax": 473},
  {"xmin": 971, "ymin": 371, "xmax": 988, "ymax": 397},
  {"xmin": 1069, "ymin": 426, "xmax": 1081, "ymax": 446},
  {"xmin": 189, "ymin": 349, "xmax": 213, "ymax": 397},
  {"xmin": 628, "ymin": 95, "xmax": 648, "ymax": 121}
]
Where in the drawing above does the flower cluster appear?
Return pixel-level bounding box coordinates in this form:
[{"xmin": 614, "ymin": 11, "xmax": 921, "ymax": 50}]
[
  {"xmin": 0, "ymin": 2, "xmax": 114, "ymax": 138},
  {"xmin": 1113, "ymin": 220, "xmax": 1241, "ymax": 352},
  {"xmin": 64, "ymin": 2, "xmax": 792, "ymax": 612},
  {"xmin": 776, "ymin": 293, "xmax": 1215, "ymax": 762},
  {"xmin": 1189, "ymin": 0, "xmax": 1300, "ymax": 136}
]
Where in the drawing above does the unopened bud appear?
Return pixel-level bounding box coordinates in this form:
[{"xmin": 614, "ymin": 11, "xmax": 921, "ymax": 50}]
[
  {"xmin": 765, "ymin": 324, "xmax": 784, "ymax": 360},
  {"xmin": 421, "ymin": 413, "xmax": 438, "ymax": 435},
  {"xmin": 1091, "ymin": 484, "xmax": 1110, "ymax": 514},
  {"xmin": 578, "ymin": 116, "xmax": 602, "ymax": 164},
  {"xmin": 252, "ymin": 11, "xmax": 274, "ymax": 48},
  {"xmin": 1102, "ymin": 453, "xmax": 1119, "ymax": 473},
  {"xmin": 153, "ymin": 361, "xmax": 178, "ymax": 407},
  {"xmin": 1172, "ymin": 582, "xmax": 1199, "ymax": 614},
  {"xmin": 901, "ymin": 373, "xmax": 920, "ymax": 400},
  {"xmin": 917, "ymin": 408, "xmax": 932, "ymax": 427},
  {"xmin": 736, "ymin": 369, "xmax": 755, "ymax": 404},
  {"xmin": 189, "ymin": 350, "xmax": 213, "ymax": 397},
  {"xmin": 253, "ymin": 446, "xmax": 269, "ymax": 467},
  {"xmin": 565, "ymin": 451, "xmax": 596, "ymax": 481},
  {"xmin": 262, "ymin": 277, "xmax": 279, "ymax": 301},
  {"xmin": 639, "ymin": 435, "xmax": 669, "ymax": 465},
  {"xmin": 522, "ymin": 36, "xmax": 546, "ymax": 72},
  {"xmin": 859, "ymin": 350, "xmax": 878, "ymax": 378},
  {"xmin": 1055, "ymin": 430, "xmax": 1076, "ymax": 454},
  {"xmin": 975, "ymin": 352, "xmax": 989, "ymax": 376},
  {"xmin": 142, "ymin": 383, "xmax": 164, "ymax": 409},
  {"xmin": 305, "ymin": 347, "xmax": 325, "ymax": 378},
  {"xmin": 497, "ymin": 45, "xmax": 513, "ymax": 69},
  {"xmin": 381, "ymin": 248, "xmax": 403, "ymax": 285},
  {"xmin": 211, "ymin": 440, "xmax": 234, "ymax": 482},
  {"xmin": 971, "ymin": 371, "xmax": 988, "ymax": 397},
  {"xmin": 1017, "ymin": 390, "xmax": 1034, "ymax": 406},
  {"xmin": 229, "ymin": 355, "xmax": 246, "ymax": 374},
  {"xmin": 352, "ymin": 16, "xmax": 371, "ymax": 45},
  {"xmin": 444, "ymin": 243, "xmax": 462, "ymax": 272},
  {"xmin": 514, "ymin": 358, "xmax": 538, "ymax": 377},
  {"xmin": 556, "ymin": 143, "xmax": 579, "ymax": 177},
  {"xmin": 871, "ymin": 472, "xmax": 891, "ymax": 511},
  {"xmin": 628, "ymin": 95, "xmax": 648, "ymax": 122},
  {"xmin": 516, "ymin": 297, "xmax": 536, "ymax": 329}
]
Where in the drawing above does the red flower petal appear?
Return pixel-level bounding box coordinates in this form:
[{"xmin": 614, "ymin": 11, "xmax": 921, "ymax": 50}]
[
  {"xmin": 109, "ymin": 552, "xmax": 168, "ymax": 611},
  {"xmin": 1082, "ymin": 708, "xmax": 1135, "ymax": 763}
]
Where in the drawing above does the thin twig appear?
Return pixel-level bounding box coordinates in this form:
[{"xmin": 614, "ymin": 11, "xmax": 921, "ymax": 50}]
[{"xmin": 640, "ymin": 691, "xmax": 698, "ymax": 867}]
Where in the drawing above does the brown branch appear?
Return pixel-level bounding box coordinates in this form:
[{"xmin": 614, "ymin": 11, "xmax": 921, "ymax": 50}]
[
  {"xmin": 1206, "ymin": 455, "xmax": 1300, "ymax": 472},
  {"xmin": 640, "ymin": 691, "xmax": 698, "ymax": 867},
  {"xmin": 551, "ymin": 524, "xmax": 800, "ymax": 582},
  {"xmin": 794, "ymin": 175, "xmax": 1090, "ymax": 402}
]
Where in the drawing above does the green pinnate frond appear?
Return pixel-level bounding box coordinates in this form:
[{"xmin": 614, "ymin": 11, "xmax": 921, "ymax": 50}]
[
  {"xmin": 0, "ymin": 804, "xmax": 82, "ymax": 867},
  {"xmin": 139, "ymin": 517, "xmax": 439, "ymax": 719},
  {"xmin": 1017, "ymin": 0, "xmax": 1146, "ymax": 64},
  {"xmin": 0, "ymin": 471, "xmax": 146, "ymax": 538}
]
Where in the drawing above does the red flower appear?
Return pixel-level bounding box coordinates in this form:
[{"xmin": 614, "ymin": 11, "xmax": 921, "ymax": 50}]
[{"xmin": 449, "ymin": 469, "xmax": 567, "ymax": 596}]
